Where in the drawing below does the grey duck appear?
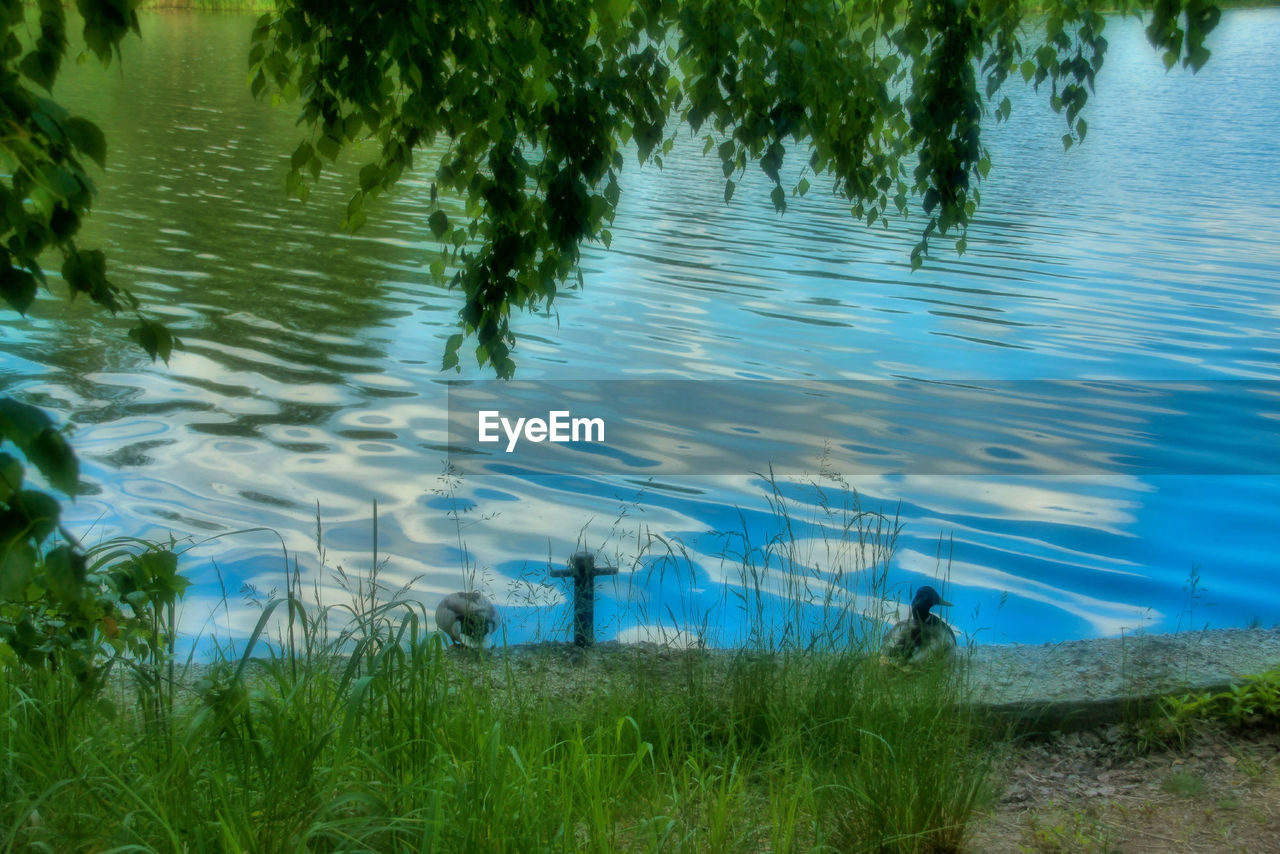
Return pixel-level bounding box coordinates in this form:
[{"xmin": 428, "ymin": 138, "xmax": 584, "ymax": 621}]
[{"xmin": 435, "ymin": 591, "xmax": 498, "ymax": 647}]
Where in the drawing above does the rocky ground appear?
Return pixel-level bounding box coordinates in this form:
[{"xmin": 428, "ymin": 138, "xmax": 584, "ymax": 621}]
[
  {"xmin": 966, "ymin": 628, "xmax": 1280, "ymax": 725},
  {"xmin": 962, "ymin": 629, "xmax": 1280, "ymax": 852},
  {"xmin": 968, "ymin": 723, "xmax": 1280, "ymax": 853}
]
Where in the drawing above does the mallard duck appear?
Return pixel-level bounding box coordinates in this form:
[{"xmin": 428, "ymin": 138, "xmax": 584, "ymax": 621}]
[
  {"xmin": 883, "ymin": 585, "xmax": 956, "ymax": 663},
  {"xmin": 435, "ymin": 591, "xmax": 498, "ymax": 647}
]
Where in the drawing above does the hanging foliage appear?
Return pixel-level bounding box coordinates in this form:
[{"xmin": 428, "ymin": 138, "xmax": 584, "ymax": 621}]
[{"xmin": 250, "ymin": 0, "xmax": 1220, "ymax": 377}]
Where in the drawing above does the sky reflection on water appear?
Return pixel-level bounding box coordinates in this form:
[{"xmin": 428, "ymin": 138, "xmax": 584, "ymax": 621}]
[{"xmin": 3, "ymin": 10, "xmax": 1279, "ymax": 652}]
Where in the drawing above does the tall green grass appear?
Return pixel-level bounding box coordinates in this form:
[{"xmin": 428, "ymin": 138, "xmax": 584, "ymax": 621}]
[
  {"xmin": 2, "ymin": 477, "xmax": 990, "ymax": 852},
  {"xmin": 2, "ymin": 637, "xmax": 989, "ymax": 851}
]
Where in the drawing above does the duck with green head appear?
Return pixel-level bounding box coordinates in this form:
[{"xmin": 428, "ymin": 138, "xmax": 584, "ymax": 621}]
[{"xmin": 883, "ymin": 585, "xmax": 956, "ymax": 663}]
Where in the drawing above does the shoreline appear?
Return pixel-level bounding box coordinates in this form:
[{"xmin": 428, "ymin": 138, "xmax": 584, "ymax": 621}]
[
  {"xmin": 168, "ymin": 626, "xmax": 1280, "ymax": 733},
  {"xmin": 967, "ymin": 626, "xmax": 1280, "ymax": 731},
  {"xmin": 480, "ymin": 626, "xmax": 1280, "ymax": 732}
]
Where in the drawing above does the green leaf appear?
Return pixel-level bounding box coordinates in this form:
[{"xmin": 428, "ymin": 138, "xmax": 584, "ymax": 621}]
[
  {"xmin": 135, "ymin": 549, "xmax": 188, "ymax": 600},
  {"xmin": 442, "ymin": 333, "xmax": 463, "ymax": 371},
  {"xmin": 62, "ymin": 249, "xmax": 119, "ymax": 310},
  {"xmin": 0, "ymin": 453, "xmax": 22, "ymax": 501},
  {"xmin": 128, "ymin": 318, "xmax": 179, "ymax": 364},
  {"xmin": 315, "ymin": 134, "xmax": 341, "ymax": 161},
  {"xmin": 12, "ymin": 489, "xmax": 60, "ymax": 543},
  {"xmin": 0, "ymin": 266, "xmax": 38, "ymax": 314},
  {"xmin": 770, "ymin": 185, "xmax": 785, "ymax": 213},
  {"xmin": 44, "ymin": 545, "xmax": 86, "ymax": 605},
  {"xmin": 1186, "ymin": 46, "xmax": 1211, "ymax": 73},
  {"xmin": 65, "ymin": 117, "xmax": 107, "ymax": 168},
  {"xmin": 20, "ymin": 49, "xmax": 57, "ymax": 91},
  {"xmin": 724, "ymin": 179, "xmax": 735, "ymax": 205},
  {"xmin": 429, "ymin": 210, "xmax": 449, "ymax": 238},
  {"xmin": 359, "ymin": 163, "xmax": 382, "ymax": 192},
  {"xmin": 27, "ymin": 429, "xmax": 78, "ymax": 496},
  {"xmin": 0, "ymin": 542, "xmax": 36, "ymax": 600},
  {"xmin": 0, "ymin": 398, "xmax": 55, "ymax": 449},
  {"xmin": 251, "ymin": 13, "xmax": 271, "ymax": 42},
  {"xmin": 290, "ymin": 140, "xmax": 313, "ymax": 170},
  {"xmin": 343, "ymin": 113, "xmax": 363, "ymax": 140}
]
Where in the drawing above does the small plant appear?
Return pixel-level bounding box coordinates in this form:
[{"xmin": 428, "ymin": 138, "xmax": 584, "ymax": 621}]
[
  {"xmin": 0, "ymin": 535, "xmax": 188, "ymax": 683},
  {"xmin": 1162, "ymin": 770, "xmax": 1206, "ymax": 797},
  {"xmin": 1021, "ymin": 802, "xmax": 1122, "ymax": 854},
  {"xmin": 1156, "ymin": 666, "xmax": 1280, "ymax": 750},
  {"xmin": 1176, "ymin": 563, "xmax": 1210, "ymax": 634}
]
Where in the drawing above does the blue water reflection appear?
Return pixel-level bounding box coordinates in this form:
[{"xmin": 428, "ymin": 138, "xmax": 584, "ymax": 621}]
[{"xmin": 2, "ymin": 10, "xmax": 1278, "ymax": 652}]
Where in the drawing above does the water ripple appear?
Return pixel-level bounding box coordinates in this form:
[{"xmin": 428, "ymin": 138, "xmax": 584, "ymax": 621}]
[{"xmin": 0, "ymin": 10, "xmax": 1275, "ymax": 648}]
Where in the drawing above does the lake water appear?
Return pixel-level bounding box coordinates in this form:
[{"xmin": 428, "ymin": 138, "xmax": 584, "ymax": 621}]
[{"xmin": 4, "ymin": 10, "xmax": 1279, "ymax": 652}]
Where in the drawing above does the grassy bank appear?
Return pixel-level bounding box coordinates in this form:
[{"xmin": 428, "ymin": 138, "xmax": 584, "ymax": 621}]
[
  {"xmin": 5, "ymin": 508, "xmax": 1278, "ymax": 851},
  {"xmin": 9, "ymin": 468, "xmax": 1273, "ymax": 850},
  {"xmin": 2, "ymin": 608, "xmax": 992, "ymax": 852},
  {"xmin": 137, "ymin": 0, "xmax": 275, "ymax": 10},
  {"xmin": 1, "ymin": 475, "xmax": 999, "ymax": 852}
]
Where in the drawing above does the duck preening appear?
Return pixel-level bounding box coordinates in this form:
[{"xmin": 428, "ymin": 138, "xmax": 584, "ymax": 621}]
[
  {"xmin": 435, "ymin": 591, "xmax": 498, "ymax": 647},
  {"xmin": 883, "ymin": 585, "xmax": 956, "ymax": 663}
]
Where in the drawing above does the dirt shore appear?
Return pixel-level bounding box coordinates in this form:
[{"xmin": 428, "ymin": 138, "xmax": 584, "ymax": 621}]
[{"xmin": 968, "ymin": 723, "xmax": 1280, "ymax": 853}]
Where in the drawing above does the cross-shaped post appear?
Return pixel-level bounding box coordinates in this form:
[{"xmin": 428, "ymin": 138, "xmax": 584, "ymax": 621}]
[{"xmin": 550, "ymin": 552, "xmax": 618, "ymax": 647}]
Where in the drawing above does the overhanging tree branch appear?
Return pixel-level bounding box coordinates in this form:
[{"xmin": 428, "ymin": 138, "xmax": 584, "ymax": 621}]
[{"xmin": 252, "ymin": 0, "xmax": 1220, "ymax": 379}]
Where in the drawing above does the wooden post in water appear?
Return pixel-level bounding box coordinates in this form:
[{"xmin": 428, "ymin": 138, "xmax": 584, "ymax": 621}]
[{"xmin": 550, "ymin": 552, "xmax": 618, "ymax": 647}]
